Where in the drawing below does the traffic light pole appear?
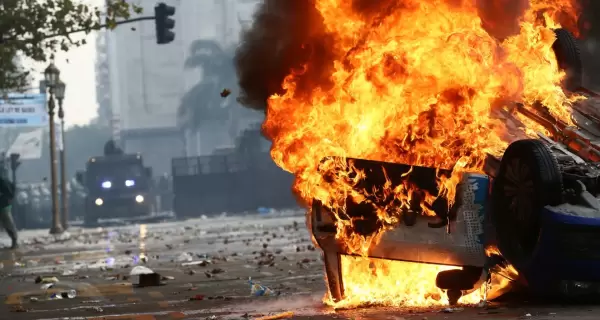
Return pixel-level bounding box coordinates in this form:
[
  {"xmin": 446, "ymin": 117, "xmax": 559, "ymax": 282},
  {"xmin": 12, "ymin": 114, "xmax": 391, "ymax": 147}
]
[
  {"xmin": 1, "ymin": 16, "xmax": 156, "ymax": 44},
  {"xmin": 4, "ymin": 3, "xmax": 175, "ymax": 45}
]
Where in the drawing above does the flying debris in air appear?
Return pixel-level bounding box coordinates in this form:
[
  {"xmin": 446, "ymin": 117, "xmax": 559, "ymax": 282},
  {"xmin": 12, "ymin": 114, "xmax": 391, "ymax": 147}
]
[{"xmin": 220, "ymin": 89, "xmax": 231, "ymax": 98}]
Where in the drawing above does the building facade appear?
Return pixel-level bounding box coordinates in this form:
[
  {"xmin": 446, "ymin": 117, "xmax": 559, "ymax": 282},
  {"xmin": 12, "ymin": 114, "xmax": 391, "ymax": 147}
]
[{"xmin": 101, "ymin": 0, "xmax": 261, "ymax": 175}]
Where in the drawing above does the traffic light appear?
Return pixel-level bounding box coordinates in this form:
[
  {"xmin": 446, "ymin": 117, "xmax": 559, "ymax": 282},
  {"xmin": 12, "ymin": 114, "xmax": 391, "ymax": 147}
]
[{"xmin": 154, "ymin": 2, "xmax": 175, "ymax": 44}]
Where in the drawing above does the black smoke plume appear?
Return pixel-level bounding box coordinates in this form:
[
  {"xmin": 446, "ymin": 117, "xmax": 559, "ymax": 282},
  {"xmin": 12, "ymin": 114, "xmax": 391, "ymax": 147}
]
[{"xmin": 234, "ymin": 0, "xmax": 335, "ymax": 111}]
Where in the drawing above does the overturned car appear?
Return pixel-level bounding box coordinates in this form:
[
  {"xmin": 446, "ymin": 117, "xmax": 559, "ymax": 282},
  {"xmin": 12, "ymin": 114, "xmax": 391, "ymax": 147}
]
[{"xmin": 310, "ymin": 28, "xmax": 600, "ymax": 306}]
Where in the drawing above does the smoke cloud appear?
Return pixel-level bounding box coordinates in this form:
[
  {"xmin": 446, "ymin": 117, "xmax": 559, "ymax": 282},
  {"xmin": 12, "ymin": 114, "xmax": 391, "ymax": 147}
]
[
  {"xmin": 234, "ymin": 0, "xmax": 582, "ymax": 111},
  {"xmin": 234, "ymin": 0, "xmax": 335, "ymax": 111}
]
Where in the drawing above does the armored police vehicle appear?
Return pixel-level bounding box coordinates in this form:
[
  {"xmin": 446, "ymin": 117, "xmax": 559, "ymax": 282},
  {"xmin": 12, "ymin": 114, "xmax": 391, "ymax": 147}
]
[{"xmin": 77, "ymin": 141, "xmax": 154, "ymax": 226}]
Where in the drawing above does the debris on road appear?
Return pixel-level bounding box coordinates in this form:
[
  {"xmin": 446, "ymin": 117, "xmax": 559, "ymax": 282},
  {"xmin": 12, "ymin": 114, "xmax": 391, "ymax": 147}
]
[
  {"xmin": 255, "ymin": 311, "xmax": 294, "ymax": 320},
  {"xmin": 5, "ymin": 215, "xmax": 316, "ymax": 317},
  {"xmin": 11, "ymin": 305, "xmax": 28, "ymax": 312},
  {"xmin": 249, "ymin": 277, "xmax": 276, "ymax": 296},
  {"xmin": 49, "ymin": 290, "xmax": 77, "ymax": 299},
  {"xmin": 40, "ymin": 283, "xmax": 55, "ymax": 290},
  {"xmin": 177, "ymin": 252, "xmax": 193, "ymax": 262},
  {"xmin": 130, "ymin": 265, "xmax": 154, "ymax": 276},
  {"xmin": 138, "ymin": 273, "xmax": 162, "ymax": 287},
  {"xmin": 35, "ymin": 276, "xmax": 59, "ymax": 284},
  {"xmin": 211, "ymin": 268, "xmax": 224, "ymax": 274},
  {"xmin": 441, "ymin": 307, "xmax": 464, "ymax": 313},
  {"xmin": 189, "ymin": 294, "xmax": 205, "ymax": 301},
  {"xmin": 105, "ymin": 274, "xmax": 128, "ymax": 281},
  {"xmin": 61, "ymin": 269, "xmax": 76, "ymax": 276},
  {"xmin": 129, "ymin": 265, "xmax": 163, "ymax": 287},
  {"xmin": 182, "ymin": 259, "xmax": 211, "ymax": 267}
]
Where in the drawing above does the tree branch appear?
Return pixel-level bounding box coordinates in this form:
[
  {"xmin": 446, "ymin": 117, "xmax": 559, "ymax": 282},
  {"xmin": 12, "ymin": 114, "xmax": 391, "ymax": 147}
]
[{"xmin": 1, "ymin": 16, "xmax": 156, "ymax": 45}]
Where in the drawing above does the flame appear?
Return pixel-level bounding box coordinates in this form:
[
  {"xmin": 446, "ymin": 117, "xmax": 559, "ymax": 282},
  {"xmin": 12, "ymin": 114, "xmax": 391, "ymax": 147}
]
[
  {"xmin": 328, "ymin": 255, "xmax": 483, "ymax": 308},
  {"xmin": 485, "ymin": 246, "xmax": 521, "ymax": 300},
  {"xmin": 263, "ymin": 0, "xmax": 582, "ymax": 308}
]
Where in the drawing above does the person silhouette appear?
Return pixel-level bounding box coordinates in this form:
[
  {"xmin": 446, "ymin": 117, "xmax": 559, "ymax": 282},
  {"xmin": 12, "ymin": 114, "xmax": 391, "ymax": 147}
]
[{"xmin": 0, "ymin": 176, "xmax": 18, "ymax": 249}]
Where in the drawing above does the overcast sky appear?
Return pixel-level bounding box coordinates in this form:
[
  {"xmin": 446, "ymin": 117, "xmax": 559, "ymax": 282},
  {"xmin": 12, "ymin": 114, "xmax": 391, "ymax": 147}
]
[{"xmin": 29, "ymin": 0, "xmax": 109, "ymax": 129}]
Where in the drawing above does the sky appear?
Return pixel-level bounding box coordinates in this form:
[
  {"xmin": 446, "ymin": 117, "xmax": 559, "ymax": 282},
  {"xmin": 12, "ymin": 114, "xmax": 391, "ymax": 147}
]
[{"xmin": 29, "ymin": 0, "xmax": 104, "ymax": 129}]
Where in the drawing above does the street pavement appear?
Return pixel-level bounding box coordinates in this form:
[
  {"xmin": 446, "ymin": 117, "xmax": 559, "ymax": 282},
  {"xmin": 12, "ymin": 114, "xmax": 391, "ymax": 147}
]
[{"xmin": 0, "ymin": 211, "xmax": 598, "ymax": 320}]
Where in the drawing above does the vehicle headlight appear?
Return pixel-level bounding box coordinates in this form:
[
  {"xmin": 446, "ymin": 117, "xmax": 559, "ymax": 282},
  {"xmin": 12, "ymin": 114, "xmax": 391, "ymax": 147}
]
[
  {"xmin": 95, "ymin": 198, "xmax": 103, "ymax": 206},
  {"xmin": 101, "ymin": 181, "xmax": 112, "ymax": 189},
  {"xmin": 125, "ymin": 180, "xmax": 135, "ymax": 187},
  {"xmin": 135, "ymin": 195, "xmax": 144, "ymax": 203}
]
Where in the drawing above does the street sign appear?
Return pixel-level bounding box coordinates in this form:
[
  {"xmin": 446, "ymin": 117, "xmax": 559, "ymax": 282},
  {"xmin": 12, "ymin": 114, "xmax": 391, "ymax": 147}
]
[
  {"xmin": 7, "ymin": 128, "xmax": 44, "ymax": 160},
  {"xmin": 0, "ymin": 93, "xmax": 48, "ymax": 126}
]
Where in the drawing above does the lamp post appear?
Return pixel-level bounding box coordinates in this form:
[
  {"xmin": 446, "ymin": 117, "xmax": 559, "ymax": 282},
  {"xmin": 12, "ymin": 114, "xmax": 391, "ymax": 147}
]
[
  {"xmin": 55, "ymin": 80, "xmax": 68, "ymax": 230},
  {"xmin": 44, "ymin": 62, "xmax": 63, "ymax": 235}
]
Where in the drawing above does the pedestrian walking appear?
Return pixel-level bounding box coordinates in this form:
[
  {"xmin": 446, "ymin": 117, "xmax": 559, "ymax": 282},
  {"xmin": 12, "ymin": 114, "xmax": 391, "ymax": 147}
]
[{"xmin": 0, "ymin": 177, "xmax": 18, "ymax": 249}]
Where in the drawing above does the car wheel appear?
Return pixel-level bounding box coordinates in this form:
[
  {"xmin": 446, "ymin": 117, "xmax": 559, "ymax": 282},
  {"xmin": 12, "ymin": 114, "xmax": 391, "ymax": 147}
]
[
  {"xmin": 491, "ymin": 139, "xmax": 563, "ymax": 270},
  {"xmin": 552, "ymin": 28, "xmax": 583, "ymax": 91},
  {"xmin": 447, "ymin": 289, "xmax": 462, "ymax": 306},
  {"xmin": 436, "ymin": 267, "xmax": 484, "ymax": 291}
]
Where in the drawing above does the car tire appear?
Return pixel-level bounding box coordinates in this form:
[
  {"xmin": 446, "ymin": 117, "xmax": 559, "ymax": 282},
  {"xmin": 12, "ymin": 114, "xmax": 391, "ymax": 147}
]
[
  {"xmin": 435, "ymin": 267, "xmax": 483, "ymax": 291},
  {"xmin": 552, "ymin": 28, "xmax": 583, "ymax": 91},
  {"xmin": 491, "ymin": 139, "xmax": 563, "ymax": 270}
]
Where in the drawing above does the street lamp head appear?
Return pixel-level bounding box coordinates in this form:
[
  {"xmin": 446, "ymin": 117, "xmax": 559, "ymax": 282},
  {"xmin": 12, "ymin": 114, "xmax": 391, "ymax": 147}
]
[
  {"xmin": 44, "ymin": 63, "xmax": 60, "ymax": 88},
  {"xmin": 55, "ymin": 81, "xmax": 66, "ymax": 101}
]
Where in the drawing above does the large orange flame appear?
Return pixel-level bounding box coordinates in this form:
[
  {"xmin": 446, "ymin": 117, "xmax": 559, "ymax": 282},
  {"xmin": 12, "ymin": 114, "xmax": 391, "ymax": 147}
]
[{"xmin": 262, "ymin": 0, "xmax": 582, "ymax": 308}]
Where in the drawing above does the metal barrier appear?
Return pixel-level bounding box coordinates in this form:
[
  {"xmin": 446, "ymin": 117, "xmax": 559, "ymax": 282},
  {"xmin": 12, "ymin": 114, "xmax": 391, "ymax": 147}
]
[{"xmin": 171, "ymin": 152, "xmax": 297, "ymax": 217}]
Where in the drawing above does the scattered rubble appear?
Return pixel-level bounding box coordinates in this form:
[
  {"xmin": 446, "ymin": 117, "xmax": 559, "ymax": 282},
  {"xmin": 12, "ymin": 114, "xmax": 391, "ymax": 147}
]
[
  {"xmin": 35, "ymin": 276, "xmax": 59, "ymax": 284},
  {"xmin": 4, "ymin": 214, "xmax": 315, "ymax": 316},
  {"xmin": 249, "ymin": 277, "xmax": 277, "ymax": 297},
  {"xmin": 255, "ymin": 311, "xmax": 294, "ymax": 320},
  {"xmin": 130, "ymin": 266, "xmax": 154, "ymax": 276},
  {"xmin": 177, "ymin": 252, "xmax": 193, "ymax": 262}
]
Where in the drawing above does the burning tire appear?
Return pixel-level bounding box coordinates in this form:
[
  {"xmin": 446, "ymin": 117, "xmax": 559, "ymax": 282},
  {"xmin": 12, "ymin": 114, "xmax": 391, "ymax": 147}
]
[
  {"xmin": 491, "ymin": 139, "xmax": 563, "ymax": 270},
  {"xmin": 552, "ymin": 28, "xmax": 583, "ymax": 91},
  {"xmin": 435, "ymin": 267, "xmax": 485, "ymax": 304}
]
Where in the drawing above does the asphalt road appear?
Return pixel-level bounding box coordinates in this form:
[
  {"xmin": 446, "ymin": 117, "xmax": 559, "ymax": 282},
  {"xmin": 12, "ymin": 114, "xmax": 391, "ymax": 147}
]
[{"xmin": 0, "ymin": 212, "xmax": 598, "ymax": 320}]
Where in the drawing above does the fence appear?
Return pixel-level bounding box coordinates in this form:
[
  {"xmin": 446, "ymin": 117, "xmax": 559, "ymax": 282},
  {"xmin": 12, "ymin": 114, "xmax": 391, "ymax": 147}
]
[{"xmin": 171, "ymin": 151, "xmax": 297, "ymax": 217}]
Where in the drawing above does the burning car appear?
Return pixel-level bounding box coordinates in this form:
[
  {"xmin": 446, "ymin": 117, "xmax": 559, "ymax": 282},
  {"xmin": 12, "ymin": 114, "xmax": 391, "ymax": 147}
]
[
  {"xmin": 308, "ymin": 27, "xmax": 600, "ymax": 307},
  {"xmin": 234, "ymin": 0, "xmax": 592, "ymax": 310}
]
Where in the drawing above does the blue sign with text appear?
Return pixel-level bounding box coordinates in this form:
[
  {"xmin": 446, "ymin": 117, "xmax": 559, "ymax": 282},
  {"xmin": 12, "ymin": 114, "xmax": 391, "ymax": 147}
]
[{"xmin": 0, "ymin": 93, "xmax": 48, "ymax": 126}]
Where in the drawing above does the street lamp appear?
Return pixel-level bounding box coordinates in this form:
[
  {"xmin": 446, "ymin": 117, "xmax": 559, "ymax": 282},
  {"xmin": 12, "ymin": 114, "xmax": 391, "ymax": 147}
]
[
  {"xmin": 55, "ymin": 80, "xmax": 68, "ymax": 230},
  {"xmin": 44, "ymin": 62, "xmax": 63, "ymax": 235}
]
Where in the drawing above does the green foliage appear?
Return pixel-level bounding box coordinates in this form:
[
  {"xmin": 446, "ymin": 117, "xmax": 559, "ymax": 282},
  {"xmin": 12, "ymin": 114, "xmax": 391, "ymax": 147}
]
[{"xmin": 0, "ymin": 0, "xmax": 142, "ymax": 91}]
